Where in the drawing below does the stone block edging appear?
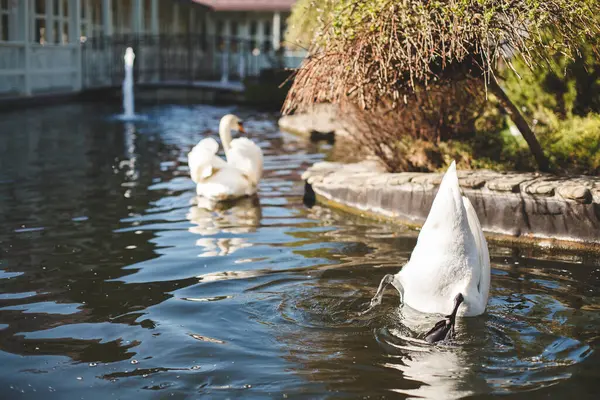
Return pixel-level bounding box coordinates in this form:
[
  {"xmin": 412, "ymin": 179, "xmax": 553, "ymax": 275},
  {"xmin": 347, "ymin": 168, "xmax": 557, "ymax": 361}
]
[{"xmin": 303, "ymin": 160, "xmax": 600, "ymax": 249}]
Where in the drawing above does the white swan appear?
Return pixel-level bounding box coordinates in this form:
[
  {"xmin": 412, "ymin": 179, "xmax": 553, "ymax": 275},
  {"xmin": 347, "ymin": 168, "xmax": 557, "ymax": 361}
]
[
  {"xmin": 367, "ymin": 161, "xmax": 490, "ymax": 343},
  {"xmin": 188, "ymin": 114, "xmax": 264, "ymax": 202}
]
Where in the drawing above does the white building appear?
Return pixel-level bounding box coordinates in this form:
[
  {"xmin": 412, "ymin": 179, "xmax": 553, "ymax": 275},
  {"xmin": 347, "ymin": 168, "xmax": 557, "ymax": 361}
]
[{"xmin": 0, "ymin": 0, "xmax": 300, "ymax": 100}]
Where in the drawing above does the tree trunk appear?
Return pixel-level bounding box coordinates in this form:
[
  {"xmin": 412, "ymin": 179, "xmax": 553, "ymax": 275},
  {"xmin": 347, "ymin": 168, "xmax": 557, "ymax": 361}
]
[{"xmin": 489, "ymin": 79, "xmax": 550, "ymax": 172}]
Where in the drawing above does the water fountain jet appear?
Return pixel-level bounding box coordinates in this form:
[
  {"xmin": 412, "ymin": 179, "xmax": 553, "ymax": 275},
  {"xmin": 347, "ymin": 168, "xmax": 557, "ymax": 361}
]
[{"xmin": 123, "ymin": 47, "xmax": 136, "ymax": 119}]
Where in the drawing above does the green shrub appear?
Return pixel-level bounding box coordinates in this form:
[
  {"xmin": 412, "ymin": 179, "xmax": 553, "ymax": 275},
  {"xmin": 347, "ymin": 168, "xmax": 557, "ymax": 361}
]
[
  {"xmin": 500, "ymin": 37, "xmax": 600, "ymax": 174},
  {"xmin": 284, "ymin": 0, "xmax": 334, "ymax": 49},
  {"xmin": 542, "ymin": 114, "xmax": 600, "ymax": 174}
]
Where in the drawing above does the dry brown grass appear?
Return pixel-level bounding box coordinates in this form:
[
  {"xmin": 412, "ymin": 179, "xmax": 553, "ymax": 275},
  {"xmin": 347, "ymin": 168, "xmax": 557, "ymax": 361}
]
[{"xmin": 336, "ymin": 79, "xmax": 488, "ymax": 171}]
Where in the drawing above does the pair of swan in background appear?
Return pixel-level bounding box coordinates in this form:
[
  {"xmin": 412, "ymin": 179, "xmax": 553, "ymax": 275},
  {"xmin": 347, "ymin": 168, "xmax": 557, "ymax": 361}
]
[
  {"xmin": 367, "ymin": 161, "xmax": 491, "ymax": 343},
  {"xmin": 188, "ymin": 114, "xmax": 264, "ymax": 202}
]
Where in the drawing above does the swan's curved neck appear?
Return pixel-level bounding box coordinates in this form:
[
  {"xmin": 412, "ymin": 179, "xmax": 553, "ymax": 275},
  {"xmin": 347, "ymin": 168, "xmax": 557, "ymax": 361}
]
[{"xmin": 219, "ymin": 117, "xmax": 234, "ymax": 156}]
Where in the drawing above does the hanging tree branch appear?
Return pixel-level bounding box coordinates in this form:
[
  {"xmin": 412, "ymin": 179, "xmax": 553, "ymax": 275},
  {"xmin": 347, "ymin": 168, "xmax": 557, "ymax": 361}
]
[{"xmin": 283, "ymin": 0, "xmax": 600, "ymax": 172}]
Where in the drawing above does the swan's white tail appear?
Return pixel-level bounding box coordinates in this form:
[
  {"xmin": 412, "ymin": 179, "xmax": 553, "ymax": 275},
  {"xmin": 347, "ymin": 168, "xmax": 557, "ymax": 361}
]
[
  {"xmin": 406, "ymin": 160, "xmax": 471, "ymax": 270},
  {"xmin": 420, "ymin": 160, "xmax": 465, "ymax": 235},
  {"xmin": 188, "ymin": 138, "xmax": 227, "ymax": 183}
]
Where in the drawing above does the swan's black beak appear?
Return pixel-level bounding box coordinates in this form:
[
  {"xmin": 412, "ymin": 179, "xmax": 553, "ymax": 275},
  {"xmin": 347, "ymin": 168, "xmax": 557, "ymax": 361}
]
[
  {"xmin": 237, "ymin": 121, "xmax": 245, "ymax": 133},
  {"xmin": 424, "ymin": 293, "xmax": 464, "ymax": 344}
]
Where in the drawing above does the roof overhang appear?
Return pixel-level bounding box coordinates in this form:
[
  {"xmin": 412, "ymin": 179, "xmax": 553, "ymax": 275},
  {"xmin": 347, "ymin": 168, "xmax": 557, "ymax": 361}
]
[{"xmin": 192, "ymin": 0, "xmax": 295, "ymax": 12}]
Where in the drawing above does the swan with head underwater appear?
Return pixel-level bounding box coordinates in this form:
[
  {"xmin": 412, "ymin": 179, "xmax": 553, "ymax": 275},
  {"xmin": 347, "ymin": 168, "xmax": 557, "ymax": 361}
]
[
  {"xmin": 188, "ymin": 114, "xmax": 264, "ymax": 202},
  {"xmin": 366, "ymin": 161, "xmax": 490, "ymax": 344}
]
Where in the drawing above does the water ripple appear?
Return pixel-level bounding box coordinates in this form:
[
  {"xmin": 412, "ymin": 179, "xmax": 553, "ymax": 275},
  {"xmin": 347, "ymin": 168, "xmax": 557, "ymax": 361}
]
[{"xmin": 0, "ymin": 103, "xmax": 598, "ymax": 399}]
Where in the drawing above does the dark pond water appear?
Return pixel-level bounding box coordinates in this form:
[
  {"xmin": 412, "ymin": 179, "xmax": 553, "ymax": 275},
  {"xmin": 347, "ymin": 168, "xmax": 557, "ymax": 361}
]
[{"xmin": 1, "ymin": 103, "xmax": 600, "ymax": 399}]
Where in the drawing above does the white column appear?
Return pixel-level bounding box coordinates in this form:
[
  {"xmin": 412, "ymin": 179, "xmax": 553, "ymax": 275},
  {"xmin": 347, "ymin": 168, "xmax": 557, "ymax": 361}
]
[
  {"xmin": 68, "ymin": 0, "xmax": 82, "ymax": 91},
  {"xmin": 132, "ymin": 0, "xmax": 143, "ymax": 34},
  {"xmin": 150, "ymin": 0, "xmax": 159, "ymax": 35},
  {"xmin": 102, "ymin": 0, "xmax": 113, "ymax": 36},
  {"xmin": 272, "ymin": 11, "xmax": 281, "ymax": 51},
  {"xmin": 257, "ymin": 19, "xmax": 264, "ymax": 48},
  {"xmin": 19, "ymin": 0, "xmax": 31, "ymax": 95},
  {"xmin": 220, "ymin": 19, "xmax": 230, "ymax": 83},
  {"xmin": 8, "ymin": 1, "xmax": 19, "ymax": 41},
  {"xmin": 68, "ymin": 0, "xmax": 81, "ymax": 43},
  {"xmin": 256, "ymin": 19, "xmax": 265, "ymax": 71},
  {"xmin": 238, "ymin": 18, "xmax": 247, "ymax": 80},
  {"xmin": 46, "ymin": 0, "xmax": 54, "ymax": 44}
]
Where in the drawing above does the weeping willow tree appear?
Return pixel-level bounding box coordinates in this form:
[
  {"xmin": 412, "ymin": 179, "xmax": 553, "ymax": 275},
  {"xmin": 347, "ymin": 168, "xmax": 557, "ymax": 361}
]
[{"xmin": 283, "ymin": 0, "xmax": 600, "ymax": 172}]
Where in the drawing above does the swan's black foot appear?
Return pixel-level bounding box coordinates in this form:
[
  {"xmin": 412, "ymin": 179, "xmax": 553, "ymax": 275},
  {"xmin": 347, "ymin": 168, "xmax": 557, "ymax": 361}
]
[{"xmin": 424, "ymin": 293, "xmax": 464, "ymax": 343}]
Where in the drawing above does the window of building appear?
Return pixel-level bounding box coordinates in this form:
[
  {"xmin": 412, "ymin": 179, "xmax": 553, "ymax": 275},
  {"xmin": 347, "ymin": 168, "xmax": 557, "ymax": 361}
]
[
  {"xmin": 114, "ymin": 0, "xmax": 134, "ymax": 35},
  {"xmin": 248, "ymin": 21, "xmax": 258, "ymax": 53},
  {"xmin": 0, "ymin": 0, "xmax": 10, "ymax": 42},
  {"xmin": 230, "ymin": 21, "xmax": 238, "ymax": 51},
  {"xmin": 111, "ymin": 0, "xmax": 119, "ymax": 34},
  {"xmin": 194, "ymin": 9, "xmax": 203, "ymax": 35},
  {"xmin": 144, "ymin": 0, "xmax": 151, "ymax": 34},
  {"xmin": 53, "ymin": 0, "xmax": 69, "ymax": 44},
  {"xmin": 263, "ymin": 39, "xmax": 271, "ymax": 52},
  {"xmin": 159, "ymin": 1, "xmax": 171, "ymax": 36},
  {"xmin": 216, "ymin": 20, "xmax": 224, "ymax": 51},
  {"xmin": 178, "ymin": 4, "xmax": 188, "ymax": 34},
  {"xmin": 262, "ymin": 21, "xmax": 271, "ymax": 52},
  {"xmin": 29, "ymin": 0, "xmax": 73, "ymax": 45},
  {"xmin": 92, "ymin": 0, "xmax": 103, "ymax": 38},
  {"xmin": 33, "ymin": 0, "xmax": 46, "ymax": 44},
  {"xmin": 81, "ymin": 0, "xmax": 103, "ymax": 41}
]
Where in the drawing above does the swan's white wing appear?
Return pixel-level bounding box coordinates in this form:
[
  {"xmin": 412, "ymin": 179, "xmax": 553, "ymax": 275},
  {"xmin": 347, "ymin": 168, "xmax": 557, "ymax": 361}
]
[
  {"xmin": 462, "ymin": 196, "xmax": 490, "ymax": 301},
  {"xmin": 188, "ymin": 138, "xmax": 228, "ymax": 183},
  {"xmin": 227, "ymin": 137, "xmax": 264, "ymax": 186},
  {"xmin": 196, "ymin": 166, "xmax": 255, "ymax": 201}
]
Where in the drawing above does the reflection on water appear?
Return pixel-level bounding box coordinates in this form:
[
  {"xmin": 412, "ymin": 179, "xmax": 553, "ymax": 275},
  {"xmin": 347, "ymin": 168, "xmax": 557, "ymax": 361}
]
[
  {"xmin": 383, "ymin": 346, "xmax": 475, "ymax": 399},
  {"xmin": 187, "ymin": 197, "xmax": 261, "ymax": 258},
  {"xmin": 0, "ymin": 103, "xmax": 599, "ymax": 399}
]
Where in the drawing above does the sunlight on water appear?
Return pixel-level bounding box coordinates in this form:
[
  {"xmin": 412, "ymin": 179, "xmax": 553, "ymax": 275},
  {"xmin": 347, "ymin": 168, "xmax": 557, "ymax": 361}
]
[{"xmin": 0, "ymin": 103, "xmax": 598, "ymax": 399}]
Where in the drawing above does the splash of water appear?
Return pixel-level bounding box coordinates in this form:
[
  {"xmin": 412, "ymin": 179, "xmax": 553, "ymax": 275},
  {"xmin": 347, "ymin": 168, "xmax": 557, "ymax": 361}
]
[{"xmin": 123, "ymin": 47, "xmax": 135, "ymax": 119}]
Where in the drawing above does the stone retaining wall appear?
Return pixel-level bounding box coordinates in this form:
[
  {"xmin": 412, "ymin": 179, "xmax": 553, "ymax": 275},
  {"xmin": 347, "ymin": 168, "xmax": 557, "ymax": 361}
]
[
  {"xmin": 279, "ymin": 104, "xmax": 349, "ymax": 138},
  {"xmin": 303, "ymin": 160, "xmax": 600, "ymax": 248}
]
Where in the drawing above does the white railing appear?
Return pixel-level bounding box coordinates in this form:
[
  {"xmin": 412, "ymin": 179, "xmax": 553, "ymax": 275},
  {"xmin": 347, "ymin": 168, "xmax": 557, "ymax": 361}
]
[
  {"xmin": 0, "ymin": 42, "xmax": 81, "ymax": 97},
  {"xmin": 0, "ymin": 42, "xmax": 26, "ymax": 96},
  {"xmin": 0, "ymin": 35, "xmax": 308, "ymax": 98},
  {"xmin": 80, "ymin": 34, "xmax": 307, "ymax": 89}
]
